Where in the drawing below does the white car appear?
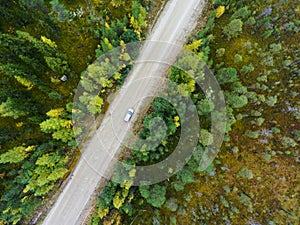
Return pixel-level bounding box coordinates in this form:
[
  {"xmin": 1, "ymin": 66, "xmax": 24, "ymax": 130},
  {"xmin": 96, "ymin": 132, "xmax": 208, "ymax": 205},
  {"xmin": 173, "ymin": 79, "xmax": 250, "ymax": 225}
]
[{"xmin": 124, "ymin": 108, "xmax": 134, "ymax": 122}]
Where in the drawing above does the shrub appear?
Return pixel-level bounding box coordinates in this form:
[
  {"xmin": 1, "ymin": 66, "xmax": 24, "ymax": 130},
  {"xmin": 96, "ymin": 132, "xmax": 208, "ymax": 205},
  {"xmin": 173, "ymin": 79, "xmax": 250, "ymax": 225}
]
[
  {"xmin": 216, "ymin": 48, "xmax": 225, "ymax": 57},
  {"xmin": 239, "ymin": 167, "xmax": 253, "ymax": 179},
  {"xmin": 282, "ymin": 137, "xmax": 298, "ymax": 148},
  {"xmin": 269, "ymin": 43, "xmax": 282, "ymax": 53},
  {"xmin": 234, "ymin": 54, "xmax": 243, "ymax": 63},
  {"xmin": 245, "ymin": 130, "xmax": 259, "ymax": 139},
  {"xmin": 165, "ymin": 198, "xmax": 178, "ymax": 212},
  {"xmin": 266, "ymin": 95, "xmax": 277, "ymax": 107}
]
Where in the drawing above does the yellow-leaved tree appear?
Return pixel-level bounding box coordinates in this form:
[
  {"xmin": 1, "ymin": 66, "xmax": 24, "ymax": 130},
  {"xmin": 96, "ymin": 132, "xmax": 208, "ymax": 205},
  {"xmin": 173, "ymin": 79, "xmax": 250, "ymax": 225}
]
[
  {"xmin": 216, "ymin": 6, "xmax": 225, "ymax": 18},
  {"xmin": 41, "ymin": 36, "xmax": 57, "ymax": 48},
  {"xmin": 186, "ymin": 39, "xmax": 202, "ymax": 52},
  {"xmin": 40, "ymin": 108, "xmax": 75, "ymax": 143}
]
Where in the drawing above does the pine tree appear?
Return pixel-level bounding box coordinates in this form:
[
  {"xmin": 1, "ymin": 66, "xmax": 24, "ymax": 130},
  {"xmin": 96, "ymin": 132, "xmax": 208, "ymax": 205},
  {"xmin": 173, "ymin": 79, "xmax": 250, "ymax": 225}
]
[
  {"xmin": 0, "ymin": 146, "xmax": 35, "ymax": 164},
  {"xmin": 0, "ymin": 97, "xmax": 30, "ymax": 119}
]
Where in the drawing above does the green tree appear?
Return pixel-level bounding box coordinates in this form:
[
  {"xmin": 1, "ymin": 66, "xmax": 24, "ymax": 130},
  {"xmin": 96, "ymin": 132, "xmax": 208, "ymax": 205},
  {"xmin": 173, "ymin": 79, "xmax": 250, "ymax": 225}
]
[
  {"xmin": 87, "ymin": 96, "xmax": 104, "ymax": 114},
  {"xmin": 0, "ymin": 97, "xmax": 30, "ymax": 119},
  {"xmin": 23, "ymin": 152, "xmax": 68, "ymax": 196},
  {"xmin": 177, "ymin": 168, "xmax": 194, "ymax": 184},
  {"xmin": 199, "ymin": 129, "xmax": 213, "ymax": 146},
  {"xmin": 19, "ymin": 0, "xmax": 45, "ymax": 9},
  {"xmin": 50, "ymin": 0, "xmax": 69, "ymax": 22},
  {"xmin": 231, "ymin": 7, "xmax": 250, "ymax": 20},
  {"xmin": 139, "ymin": 184, "xmax": 167, "ymax": 208},
  {"xmin": 0, "ymin": 31, "xmax": 70, "ymax": 93},
  {"xmin": 197, "ymin": 99, "xmax": 215, "ymax": 115},
  {"xmin": 0, "ymin": 63, "xmax": 37, "ymax": 86},
  {"xmin": 16, "ymin": 31, "xmax": 56, "ymax": 56},
  {"xmin": 223, "ymin": 19, "xmax": 243, "ymax": 39},
  {"xmin": 44, "ymin": 56, "xmax": 69, "ymax": 74},
  {"xmin": 240, "ymin": 64, "xmax": 254, "ymax": 74},
  {"xmin": 216, "ymin": 67, "xmax": 238, "ymax": 84},
  {"xmin": 120, "ymin": 29, "xmax": 139, "ymax": 43},
  {"xmin": 130, "ymin": 0, "xmax": 147, "ymax": 33},
  {"xmin": 0, "ymin": 1, "xmax": 56, "ymax": 34},
  {"xmin": 225, "ymin": 92, "xmax": 248, "ymax": 109}
]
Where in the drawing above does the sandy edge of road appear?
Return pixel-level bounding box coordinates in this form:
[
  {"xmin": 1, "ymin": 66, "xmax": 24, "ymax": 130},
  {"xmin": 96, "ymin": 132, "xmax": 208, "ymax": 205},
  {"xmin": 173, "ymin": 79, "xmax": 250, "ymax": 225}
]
[{"xmin": 40, "ymin": 0, "xmax": 206, "ymax": 224}]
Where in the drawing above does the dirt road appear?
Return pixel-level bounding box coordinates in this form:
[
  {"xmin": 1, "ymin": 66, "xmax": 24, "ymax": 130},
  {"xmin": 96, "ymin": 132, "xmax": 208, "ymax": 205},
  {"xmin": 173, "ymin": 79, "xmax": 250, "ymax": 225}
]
[{"xmin": 42, "ymin": 0, "xmax": 205, "ymax": 224}]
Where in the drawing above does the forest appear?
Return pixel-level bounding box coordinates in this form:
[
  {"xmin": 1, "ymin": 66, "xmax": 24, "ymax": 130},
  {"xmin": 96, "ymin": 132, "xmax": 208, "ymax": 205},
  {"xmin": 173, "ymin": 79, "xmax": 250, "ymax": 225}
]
[
  {"xmin": 0, "ymin": 0, "xmax": 150, "ymax": 224},
  {"xmin": 0, "ymin": 0, "xmax": 299, "ymax": 224}
]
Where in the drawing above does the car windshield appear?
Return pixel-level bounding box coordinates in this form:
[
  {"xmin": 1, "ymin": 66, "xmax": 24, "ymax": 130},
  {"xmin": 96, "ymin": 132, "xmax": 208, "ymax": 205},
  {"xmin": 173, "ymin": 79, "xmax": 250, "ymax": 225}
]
[{"xmin": 124, "ymin": 109, "xmax": 134, "ymax": 122}]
